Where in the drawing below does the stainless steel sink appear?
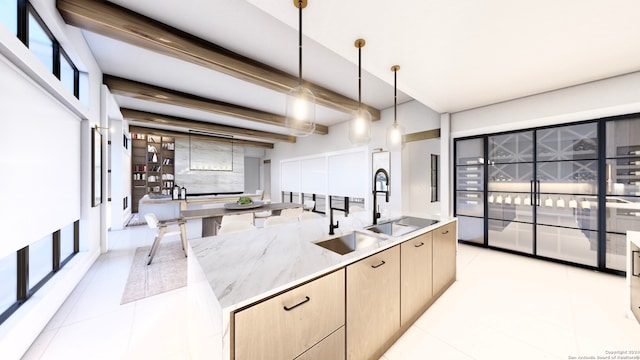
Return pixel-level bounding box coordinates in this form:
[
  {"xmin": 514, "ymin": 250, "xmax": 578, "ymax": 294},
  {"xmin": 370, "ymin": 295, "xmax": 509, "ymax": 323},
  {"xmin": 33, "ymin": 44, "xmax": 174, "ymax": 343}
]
[
  {"xmin": 365, "ymin": 216, "xmax": 439, "ymax": 236},
  {"xmin": 313, "ymin": 231, "xmax": 383, "ymax": 255},
  {"xmin": 365, "ymin": 222, "xmax": 413, "ymax": 236}
]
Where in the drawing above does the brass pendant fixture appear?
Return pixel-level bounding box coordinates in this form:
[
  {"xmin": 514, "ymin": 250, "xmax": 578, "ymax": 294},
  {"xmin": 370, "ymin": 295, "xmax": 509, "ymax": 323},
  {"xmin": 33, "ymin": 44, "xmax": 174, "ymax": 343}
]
[
  {"xmin": 284, "ymin": 0, "xmax": 316, "ymax": 137},
  {"xmin": 386, "ymin": 64, "xmax": 404, "ymax": 151},
  {"xmin": 348, "ymin": 38, "xmax": 372, "ymax": 146}
]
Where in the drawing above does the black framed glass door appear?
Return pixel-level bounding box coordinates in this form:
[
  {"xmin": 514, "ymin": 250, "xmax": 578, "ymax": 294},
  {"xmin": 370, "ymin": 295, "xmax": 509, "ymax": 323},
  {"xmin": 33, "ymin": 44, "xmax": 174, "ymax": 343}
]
[
  {"xmin": 487, "ymin": 131, "xmax": 535, "ymax": 254},
  {"xmin": 535, "ymin": 123, "xmax": 599, "ymax": 267}
]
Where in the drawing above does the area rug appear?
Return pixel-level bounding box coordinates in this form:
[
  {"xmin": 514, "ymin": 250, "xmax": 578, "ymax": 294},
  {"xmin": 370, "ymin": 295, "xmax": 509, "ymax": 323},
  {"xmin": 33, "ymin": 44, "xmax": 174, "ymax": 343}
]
[
  {"xmin": 126, "ymin": 213, "xmax": 147, "ymax": 227},
  {"xmin": 121, "ymin": 240, "xmax": 187, "ymax": 304}
]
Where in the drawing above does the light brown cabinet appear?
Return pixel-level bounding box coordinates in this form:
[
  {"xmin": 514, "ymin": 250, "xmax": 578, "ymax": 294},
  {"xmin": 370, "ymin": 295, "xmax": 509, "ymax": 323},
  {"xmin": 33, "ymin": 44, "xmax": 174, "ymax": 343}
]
[
  {"xmin": 346, "ymin": 245, "xmax": 400, "ymax": 360},
  {"xmin": 400, "ymin": 231, "xmax": 433, "ymax": 327},
  {"xmin": 233, "ymin": 269, "xmax": 345, "ymax": 360},
  {"xmin": 433, "ymin": 221, "xmax": 457, "ymax": 296}
]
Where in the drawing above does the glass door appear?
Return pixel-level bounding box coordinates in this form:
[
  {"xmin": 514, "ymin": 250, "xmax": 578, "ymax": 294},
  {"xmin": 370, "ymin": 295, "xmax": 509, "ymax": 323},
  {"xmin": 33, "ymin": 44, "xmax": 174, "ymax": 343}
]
[
  {"xmin": 487, "ymin": 131, "xmax": 535, "ymax": 254},
  {"xmin": 535, "ymin": 123, "xmax": 599, "ymax": 266},
  {"xmin": 605, "ymin": 117, "xmax": 640, "ymax": 271},
  {"xmin": 455, "ymin": 138, "xmax": 485, "ymax": 244}
]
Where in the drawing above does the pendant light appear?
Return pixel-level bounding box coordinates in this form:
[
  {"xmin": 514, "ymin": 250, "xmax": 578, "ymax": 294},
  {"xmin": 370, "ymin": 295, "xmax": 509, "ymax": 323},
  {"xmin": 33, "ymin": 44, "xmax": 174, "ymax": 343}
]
[
  {"xmin": 285, "ymin": 0, "xmax": 316, "ymax": 137},
  {"xmin": 348, "ymin": 38, "xmax": 372, "ymax": 146},
  {"xmin": 386, "ymin": 65, "xmax": 405, "ymax": 151}
]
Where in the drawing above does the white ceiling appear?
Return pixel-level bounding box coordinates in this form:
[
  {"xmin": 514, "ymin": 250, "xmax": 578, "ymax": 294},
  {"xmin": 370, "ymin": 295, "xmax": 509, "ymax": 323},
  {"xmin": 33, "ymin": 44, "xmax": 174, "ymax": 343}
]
[{"xmin": 82, "ymin": 0, "xmax": 640, "ymax": 140}]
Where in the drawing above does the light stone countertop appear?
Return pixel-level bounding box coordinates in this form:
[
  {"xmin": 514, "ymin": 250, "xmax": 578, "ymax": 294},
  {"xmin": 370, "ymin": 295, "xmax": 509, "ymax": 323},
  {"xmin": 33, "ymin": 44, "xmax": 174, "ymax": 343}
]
[
  {"xmin": 189, "ymin": 212, "xmax": 456, "ymax": 312},
  {"xmin": 187, "ymin": 212, "xmax": 456, "ymax": 359}
]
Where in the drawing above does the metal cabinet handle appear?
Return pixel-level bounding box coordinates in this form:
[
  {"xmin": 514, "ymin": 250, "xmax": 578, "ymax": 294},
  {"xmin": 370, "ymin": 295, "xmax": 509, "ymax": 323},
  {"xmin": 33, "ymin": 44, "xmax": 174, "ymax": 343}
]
[
  {"xmin": 633, "ymin": 251, "xmax": 640, "ymax": 277},
  {"xmin": 414, "ymin": 242, "xmax": 424, "ymax": 248},
  {"xmin": 283, "ymin": 296, "xmax": 310, "ymax": 311},
  {"xmin": 371, "ymin": 260, "xmax": 386, "ymax": 269},
  {"xmin": 442, "ymin": 230, "xmax": 449, "ymax": 235}
]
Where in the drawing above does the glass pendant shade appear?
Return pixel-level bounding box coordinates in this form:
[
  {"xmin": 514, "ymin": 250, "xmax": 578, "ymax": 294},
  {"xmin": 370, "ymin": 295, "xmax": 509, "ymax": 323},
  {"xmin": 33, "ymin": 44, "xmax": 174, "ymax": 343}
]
[
  {"xmin": 348, "ymin": 38, "xmax": 371, "ymax": 146},
  {"xmin": 348, "ymin": 108, "xmax": 372, "ymax": 146},
  {"xmin": 386, "ymin": 64, "xmax": 404, "ymax": 151},
  {"xmin": 386, "ymin": 121, "xmax": 405, "ymax": 151},
  {"xmin": 285, "ymin": 85, "xmax": 316, "ymax": 136}
]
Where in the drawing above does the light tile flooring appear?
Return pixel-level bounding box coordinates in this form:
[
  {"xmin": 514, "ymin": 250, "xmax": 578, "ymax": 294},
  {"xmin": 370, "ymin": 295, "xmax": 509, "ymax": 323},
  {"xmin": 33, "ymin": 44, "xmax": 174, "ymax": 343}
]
[{"xmin": 23, "ymin": 220, "xmax": 640, "ymax": 359}]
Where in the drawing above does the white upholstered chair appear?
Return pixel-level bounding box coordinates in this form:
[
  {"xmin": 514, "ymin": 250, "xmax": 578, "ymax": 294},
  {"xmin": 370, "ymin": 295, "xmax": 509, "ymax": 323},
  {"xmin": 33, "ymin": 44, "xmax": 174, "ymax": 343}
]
[
  {"xmin": 220, "ymin": 213, "xmax": 254, "ymax": 226},
  {"xmin": 303, "ymin": 200, "xmax": 316, "ymax": 211},
  {"xmin": 263, "ymin": 216, "xmax": 295, "ymax": 228},
  {"xmin": 280, "ymin": 207, "xmax": 303, "ymax": 218},
  {"xmin": 218, "ymin": 222, "xmax": 256, "ymax": 235},
  {"xmin": 144, "ymin": 213, "xmax": 187, "ymax": 265},
  {"xmin": 299, "ymin": 212, "xmax": 322, "ymax": 221}
]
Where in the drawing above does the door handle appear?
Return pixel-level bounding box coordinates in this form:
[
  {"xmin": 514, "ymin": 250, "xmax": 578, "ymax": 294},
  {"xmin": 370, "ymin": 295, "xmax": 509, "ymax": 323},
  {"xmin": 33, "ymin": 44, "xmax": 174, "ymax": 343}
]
[
  {"xmin": 371, "ymin": 260, "xmax": 386, "ymax": 269},
  {"xmin": 633, "ymin": 251, "xmax": 640, "ymax": 277},
  {"xmin": 283, "ymin": 296, "xmax": 310, "ymax": 311},
  {"xmin": 530, "ymin": 180, "xmax": 534, "ymax": 206},
  {"xmin": 414, "ymin": 242, "xmax": 425, "ymax": 248},
  {"xmin": 536, "ymin": 180, "xmax": 541, "ymax": 206}
]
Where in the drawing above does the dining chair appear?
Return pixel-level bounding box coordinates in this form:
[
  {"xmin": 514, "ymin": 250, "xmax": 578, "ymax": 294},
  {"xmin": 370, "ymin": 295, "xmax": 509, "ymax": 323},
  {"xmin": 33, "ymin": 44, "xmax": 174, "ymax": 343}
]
[
  {"xmin": 303, "ymin": 200, "xmax": 316, "ymax": 211},
  {"xmin": 220, "ymin": 213, "xmax": 254, "ymax": 226},
  {"xmin": 280, "ymin": 207, "xmax": 303, "ymax": 218},
  {"xmin": 263, "ymin": 216, "xmax": 295, "ymax": 228},
  {"xmin": 218, "ymin": 222, "xmax": 256, "ymax": 235},
  {"xmin": 299, "ymin": 212, "xmax": 322, "ymax": 221},
  {"xmin": 144, "ymin": 213, "xmax": 187, "ymax": 265}
]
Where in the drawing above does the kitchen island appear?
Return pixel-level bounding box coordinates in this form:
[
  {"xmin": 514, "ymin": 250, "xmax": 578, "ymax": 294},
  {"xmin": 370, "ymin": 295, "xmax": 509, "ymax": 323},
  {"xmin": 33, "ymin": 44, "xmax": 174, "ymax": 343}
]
[{"xmin": 188, "ymin": 212, "xmax": 457, "ymax": 360}]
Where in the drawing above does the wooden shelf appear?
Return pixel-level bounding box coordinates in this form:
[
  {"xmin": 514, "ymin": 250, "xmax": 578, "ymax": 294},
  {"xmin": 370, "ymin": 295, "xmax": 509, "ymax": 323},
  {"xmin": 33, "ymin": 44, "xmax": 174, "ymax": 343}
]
[{"xmin": 131, "ymin": 133, "xmax": 176, "ymax": 212}]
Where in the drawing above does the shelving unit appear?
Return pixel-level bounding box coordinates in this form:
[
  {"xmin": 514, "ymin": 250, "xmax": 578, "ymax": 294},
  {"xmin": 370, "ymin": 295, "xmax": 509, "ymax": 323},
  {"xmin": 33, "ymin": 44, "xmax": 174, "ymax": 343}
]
[{"xmin": 130, "ymin": 132, "xmax": 175, "ymax": 213}]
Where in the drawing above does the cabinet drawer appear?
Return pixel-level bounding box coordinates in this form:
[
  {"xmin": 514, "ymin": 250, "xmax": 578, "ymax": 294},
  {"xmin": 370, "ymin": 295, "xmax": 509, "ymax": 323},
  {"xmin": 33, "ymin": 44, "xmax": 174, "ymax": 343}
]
[
  {"xmin": 295, "ymin": 326, "xmax": 345, "ymax": 360},
  {"xmin": 234, "ymin": 269, "xmax": 345, "ymax": 360}
]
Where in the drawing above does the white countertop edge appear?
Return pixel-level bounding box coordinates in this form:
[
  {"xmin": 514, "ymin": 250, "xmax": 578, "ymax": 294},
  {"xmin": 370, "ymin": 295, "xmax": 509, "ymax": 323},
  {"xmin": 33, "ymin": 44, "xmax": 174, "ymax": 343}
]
[{"xmin": 217, "ymin": 217, "xmax": 457, "ymax": 314}]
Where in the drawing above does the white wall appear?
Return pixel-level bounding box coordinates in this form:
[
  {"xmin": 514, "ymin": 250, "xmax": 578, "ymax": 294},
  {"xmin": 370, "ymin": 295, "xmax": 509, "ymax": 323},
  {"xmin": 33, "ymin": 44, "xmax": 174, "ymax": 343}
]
[
  {"xmin": 0, "ymin": 0, "xmax": 104, "ymax": 357},
  {"xmin": 451, "ymin": 72, "xmax": 640, "ymax": 138},
  {"xmin": 267, "ymin": 99, "xmax": 441, "ymax": 220},
  {"xmin": 104, "ymin": 86, "xmax": 130, "ymax": 231}
]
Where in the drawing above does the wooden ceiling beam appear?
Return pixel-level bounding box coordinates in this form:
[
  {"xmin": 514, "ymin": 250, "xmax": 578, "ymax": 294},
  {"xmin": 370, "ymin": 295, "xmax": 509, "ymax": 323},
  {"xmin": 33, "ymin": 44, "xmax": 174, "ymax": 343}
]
[
  {"xmin": 129, "ymin": 126, "xmax": 274, "ymax": 149},
  {"xmin": 57, "ymin": 0, "xmax": 381, "ymax": 120},
  {"xmin": 122, "ymin": 108, "xmax": 294, "ymax": 144},
  {"xmin": 104, "ymin": 75, "xmax": 328, "ymax": 135}
]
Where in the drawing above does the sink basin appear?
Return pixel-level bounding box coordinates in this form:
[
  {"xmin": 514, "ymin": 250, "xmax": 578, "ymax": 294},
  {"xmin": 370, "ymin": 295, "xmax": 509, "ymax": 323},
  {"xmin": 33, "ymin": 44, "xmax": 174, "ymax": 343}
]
[
  {"xmin": 314, "ymin": 231, "xmax": 383, "ymax": 255},
  {"xmin": 365, "ymin": 217, "xmax": 440, "ymax": 236},
  {"xmin": 365, "ymin": 222, "xmax": 414, "ymax": 236}
]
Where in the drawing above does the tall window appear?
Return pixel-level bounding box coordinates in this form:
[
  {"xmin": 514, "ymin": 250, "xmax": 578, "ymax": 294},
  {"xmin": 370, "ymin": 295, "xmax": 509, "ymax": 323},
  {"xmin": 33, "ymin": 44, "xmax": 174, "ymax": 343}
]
[
  {"xmin": 29, "ymin": 233, "xmax": 53, "ymax": 291},
  {"xmin": 0, "ymin": 0, "xmax": 18, "ymax": 35},
  {"xmin": 27, "ymin": 9, "xmax": 53, "ymax": 73},
  {"xmin": 0, "ymin": 253, "xmax": 17, "ymax": 316}
]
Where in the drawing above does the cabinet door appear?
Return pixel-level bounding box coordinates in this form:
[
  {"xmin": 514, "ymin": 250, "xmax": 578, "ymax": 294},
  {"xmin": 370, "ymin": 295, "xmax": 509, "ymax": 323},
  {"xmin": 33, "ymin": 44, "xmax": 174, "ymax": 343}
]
[
  {"xmin": 433, "ymin": 222, "xmax": 457, "ymax": 296},
  {"xmin": 346, "ymin": 246, "xmax": 400, "ymax": 360},
  {"xmin": 295, "ymin": 326, "xmax": 345, "ymax": 360},
  {"xmin": 400, "ymin": 232, "xmax": 433, "ymax": 327},
  {"xmin": 631, "ymin": 244, "xmax": 640, "ymax": 323},
  {"xmin": 234, "ymin": 269, "xmax": 345, "ymax": 360}
]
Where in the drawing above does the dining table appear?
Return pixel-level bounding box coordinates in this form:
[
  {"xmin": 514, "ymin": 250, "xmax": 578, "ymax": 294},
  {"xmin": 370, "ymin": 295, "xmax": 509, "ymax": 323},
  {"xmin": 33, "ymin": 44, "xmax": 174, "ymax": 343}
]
[{"xmin": 180, "ymin": 202, "xmax": 304, "ymax": 237}]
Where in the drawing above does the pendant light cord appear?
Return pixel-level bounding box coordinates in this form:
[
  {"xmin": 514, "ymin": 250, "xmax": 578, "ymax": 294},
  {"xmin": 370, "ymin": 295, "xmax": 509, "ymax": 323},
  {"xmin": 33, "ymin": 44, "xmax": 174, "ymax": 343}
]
[
  {"xmin": 394, "ymin": 69, "xmax": 397, "ymax": 125},
  {"xmin": 358, "ymin": 45, "xmax": 362, "ymax": 106},
  {"xmin": 298, "ymin": 1, "xmax": 303, "ymax": 86}
]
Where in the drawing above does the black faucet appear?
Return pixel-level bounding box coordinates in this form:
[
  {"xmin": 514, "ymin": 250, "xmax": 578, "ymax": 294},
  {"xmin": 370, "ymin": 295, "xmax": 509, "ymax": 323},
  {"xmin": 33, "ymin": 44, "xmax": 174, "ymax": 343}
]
[
  {"xmin": 372, "ymin": 169, "xmax": 390, "ymax": 225},
  {"xmin": 328, "ymin": 196, "xmax": 349, "ymax": 235}
]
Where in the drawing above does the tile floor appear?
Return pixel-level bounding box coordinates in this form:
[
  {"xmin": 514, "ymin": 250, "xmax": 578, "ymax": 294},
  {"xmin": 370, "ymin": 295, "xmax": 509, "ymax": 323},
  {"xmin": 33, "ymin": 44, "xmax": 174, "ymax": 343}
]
[{"xmin": 22, "ymin": 220, "xmax": 640, "ymax": 359}]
